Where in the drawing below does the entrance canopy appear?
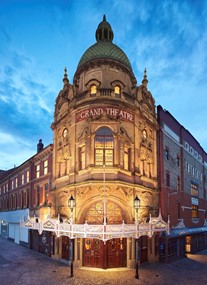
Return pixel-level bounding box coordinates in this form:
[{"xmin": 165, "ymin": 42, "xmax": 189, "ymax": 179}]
[{"xmin": 21, "ymin": 211, "xmax": 169, "ymax": 242}]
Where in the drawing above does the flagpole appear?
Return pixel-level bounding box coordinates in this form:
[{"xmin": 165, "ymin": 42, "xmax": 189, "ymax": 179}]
[{"xmin": 103, "ymin": 164, "xmax": 107, "ymax": 225}]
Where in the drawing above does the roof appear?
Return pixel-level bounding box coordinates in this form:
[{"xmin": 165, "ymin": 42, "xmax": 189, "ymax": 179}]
[
  {"xmin": 77, "ymin": 41, "xmax": 132, "ymax": 70},
  {"xmin": 163, "ymin": 226, "xmax": 207, "ymax": 238},
  {"xmin": 77, "ymin": 15, "xmax": 132, "ymax": 71}
]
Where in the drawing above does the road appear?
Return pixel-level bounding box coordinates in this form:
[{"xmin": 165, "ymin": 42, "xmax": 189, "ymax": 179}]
[{"xmin": 0, "ymin": 236, "xmax": 207, "ymax": 284}]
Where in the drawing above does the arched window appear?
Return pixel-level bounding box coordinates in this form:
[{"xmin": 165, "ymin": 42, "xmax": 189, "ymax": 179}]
[
  {"xmin": 90, "ymin": 85, "xmax": 97, "ymax": 95},
  {"xmin": 114, "ymin": 85, "xmax": 120, "ymax": 94},
  {"xmin": 142, "ymin": 130, "xmax": 147, "ymax": 141},
  {"xmin": 63, "ymin": 128, "xmax": 68, "ymax": 139},
  {"xmin": 95, "ymin": 127, "xmax": 113, "ymax": 166}
]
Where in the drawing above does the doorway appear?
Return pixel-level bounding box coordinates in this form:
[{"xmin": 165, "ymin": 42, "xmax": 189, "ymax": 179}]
[
  {"xmin": 62, "ymin": 236, "xmax": 69, "ymax": 260},
  {"xmin": 83, "ymin": 238, "xmax": 127, "ymax": 268},
  {"xmin": 138, "ymin": 236, "xmax": 148, "ymax": 263}
]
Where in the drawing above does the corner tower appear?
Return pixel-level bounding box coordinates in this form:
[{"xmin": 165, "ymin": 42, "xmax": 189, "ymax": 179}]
[{"xmin": 51, "ymin": 16, "xmax": 159, "ymax": 268}]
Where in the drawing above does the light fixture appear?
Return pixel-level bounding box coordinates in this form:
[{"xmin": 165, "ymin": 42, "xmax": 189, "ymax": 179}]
[
  {"xmin": 68, "ymin": 195, "xmax": 75, "ymax": 212},
  {"xmin": 133, "ymin": 196, "xmax": 140, "ymax": 210}
]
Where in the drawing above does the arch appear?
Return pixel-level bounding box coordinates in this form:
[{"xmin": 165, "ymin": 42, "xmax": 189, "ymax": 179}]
[
  {"xmin": 114, "ymin": 85, "xmax": 121, "ymax": 95},
  {"xmin": 95, "ymin": 126, "xmax": 114, "ymax": 166},
  {"xmin": 95, "ymin": 126, "xmax": 113, "ymax": 136},
  {"xmin": 62, "ymin": 128, "xmax": 68, "ymax": 139},
  {"xmin": 90, "ymin": 84, "xmax": 97, "ymax": 95},
  {"xmin": 77, "ymin": 196, "xmax": 132, "ymax": 224}
]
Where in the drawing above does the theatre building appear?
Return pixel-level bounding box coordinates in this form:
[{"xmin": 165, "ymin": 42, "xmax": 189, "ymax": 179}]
[
  {"xmin": 1, "ymin": 16, "xmax": 207, "ymax": 269},
  {"xmin": 49, "ymin": 15, "xmax": 160, "ymax": 268}
]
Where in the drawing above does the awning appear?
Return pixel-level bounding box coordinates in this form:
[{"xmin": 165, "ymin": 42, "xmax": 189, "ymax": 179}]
[{"xmin": 162, "ymin": 226, "xmax": 207, "ymax": 238}]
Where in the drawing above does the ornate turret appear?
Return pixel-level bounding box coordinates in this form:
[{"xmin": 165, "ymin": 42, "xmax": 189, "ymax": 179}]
[
  {"xmin": 95, "ymin": 15, "xmax": 114, "ymax": 42},
  {"xmin": 142, "ymin": 68, "xmax": 148, "ymax": 88},
  {"xmin": 63, "ymin": 67, "xmax": 69, "ymax": 87}
]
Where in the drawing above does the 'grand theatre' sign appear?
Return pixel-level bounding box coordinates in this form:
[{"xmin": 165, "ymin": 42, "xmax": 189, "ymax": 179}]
[{"xmin": 76, "ymin": 106, "xmax": 134, "ymax": 123}]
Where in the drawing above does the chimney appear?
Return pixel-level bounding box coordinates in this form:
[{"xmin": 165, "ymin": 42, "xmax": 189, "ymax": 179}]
[{"xmin": 37, "ymin": 139, "xmax": 44, "ymax": 153}]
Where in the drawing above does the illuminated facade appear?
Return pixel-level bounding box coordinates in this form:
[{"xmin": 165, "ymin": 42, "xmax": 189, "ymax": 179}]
[
  {"xmin": 1, "ymin": 16, "xmax": 207, "ymax": 269},
  {"xmin": 50, "ymin": 15, "xmax": 160, "ymax": 268}
]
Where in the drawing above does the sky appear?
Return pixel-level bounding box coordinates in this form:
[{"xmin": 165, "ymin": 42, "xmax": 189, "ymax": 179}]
[{"xmin": 0, "ymin": 0, "xmax": 207, "ymax": 170}]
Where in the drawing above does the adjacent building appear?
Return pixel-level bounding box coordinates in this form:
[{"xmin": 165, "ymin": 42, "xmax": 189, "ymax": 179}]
[{"xmin": 157, "ymin": 105, "xmax": 207, "ymax": 262}]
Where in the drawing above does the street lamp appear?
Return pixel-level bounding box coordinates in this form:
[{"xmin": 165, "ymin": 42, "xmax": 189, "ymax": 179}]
[
  {"xmin": 134, "ymin": 195, "xmax": 140, "ymax": 224},
  {"xmin": 68, "ymin": 195, "xmax": 75, "ymax": 278},
  {"xmin": 134, "ymin": 195, "xmax": 140, "ymax": 279},
  {"xmin": 68, "ymin": 195, "xmax": 75, "ymax": 220}
]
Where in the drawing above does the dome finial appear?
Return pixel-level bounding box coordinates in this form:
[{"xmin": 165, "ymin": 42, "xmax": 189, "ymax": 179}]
[
  {"xmin": 63, "ymin": 67, "xmax": 69, "ymax": 86},
  {"xmin": 142, "ymin": 68, "xmax": 148, "ymax": 87},
  {"xmin": 95, "ymin": 15, "xmax": 114, "ymax": 42}
]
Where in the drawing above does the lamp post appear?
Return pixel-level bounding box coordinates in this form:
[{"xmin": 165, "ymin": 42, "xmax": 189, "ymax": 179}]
[
  {"xmin": 68, "ymin": 195, "xmax": 75, "ymax": 278},
  {"xmin": 133, "ymin": 195, "xmax": 140, "ymax": 279}
]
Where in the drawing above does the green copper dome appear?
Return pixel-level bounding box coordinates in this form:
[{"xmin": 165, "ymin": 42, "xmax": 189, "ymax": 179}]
[{"xmin": 77, "ymin": 15, "xmax": 132, "ymax": 70}]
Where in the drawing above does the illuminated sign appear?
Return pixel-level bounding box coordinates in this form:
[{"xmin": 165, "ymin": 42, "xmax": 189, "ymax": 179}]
[
  {"xmin": 191, "ymin": 197, "xmax": 198, "ymax": 205},
  {"xmin": 76, "ymin": 106, "xmax": 134, "ymax": 122}
]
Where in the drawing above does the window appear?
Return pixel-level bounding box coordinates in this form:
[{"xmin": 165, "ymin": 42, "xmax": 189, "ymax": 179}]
[
  {"xmin": 36, "ymin": 164, "xmax": 40, "ymax": 178},
  {"xmin": 90, "ymin": 85, "xmax": 97, "ymax": 95},
  {"xmin": 22, "ymin": 191, "xmax": 24, "ymax": 208},
  {"xmin": 166, "ymin": 171, "xmax": 170, "ymax": 187},
  {"xmin": 176, "ymin": 155, "xmax": 180, "ymax": 167},
  {"xmin": 177, "ymin": 176, "xmax": 180, "ymax": 191},
  {"xmin": 192, "ymin": 205, "xmax": 199, "ymax": 218},
  {"xmin": 15, "ymin": 177, "xmax": 18, "ymax": 188},
  {"xmin": 43, "ymin": 160, "xmax": 48, "ymax": 175},
  {"xmin": 185, "ymin": 142, "xmax": 189, "ymax": 151},
  {"xmin": 165, "ymin": 147, "xmax": 169, "ymax": 160},
  {"xmin": 21, "ymin": 173, "xmax": 25, "ymax": 185},
  {"xmin": 26, "ymin": 170, "xmax": 30, "ymax": 183},
  {"xmin": 45, "ymin": 183, "xmax": 49, "ymax": 203},
  {"xmin": 19, "ymin": 192, "xmax": 22, "ymax": 209},
  {"xmin": 95, "ymin": 127, "xmax": 113, "ymax": 166},
  {"xmin": 142, "ymin": 130, "xmax": 147, "ymax": 141},
  {"xmin": 191, "ymin": 183, "xmax": 198, "ymax": 197},
  {"xmin": 191, "ymin": 166, "xmax": 195, "ymax": 176},
  {"xmin": 178, "ymin": 203, "xmax": 181, "ymax": 219},
  {"xmin": 114, "ymin": 85, "xmax": 120, "ymax": 94},
  {"xmin": 37, "ymin": 186, "xmax": 40, "ymax": 206},
  {"xmin": 186, "ymin": 162, "xmax": 190, "ymax": 173},
  {"xmin": 26, "ymin": 188, "xmax": 29, "ymax": 208},
  {"xmin": 11, "ymin": 180, "xmax": 14, "ymax": 190},
  {"xmin": 63, "ymin": 128, "xmax": 68, "ymax": 139},
  {"xmin": 13, "ymin": 193, "xmax": 17, "ymax": 209},
  {"xmin": 80, "ymin": 145, "xmax": 86, "ymax": 170}
]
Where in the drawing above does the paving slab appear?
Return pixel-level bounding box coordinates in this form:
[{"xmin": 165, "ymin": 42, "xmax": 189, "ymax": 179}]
[{"xmin": 0, "ymin": 237, "xmax": 207, "ymax": 285}]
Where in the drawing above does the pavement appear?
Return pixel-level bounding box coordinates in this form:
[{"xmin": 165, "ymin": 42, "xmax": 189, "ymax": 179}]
[{"xmin": 0, "ymin": 236, "xmax": 207, "ymax": 285}]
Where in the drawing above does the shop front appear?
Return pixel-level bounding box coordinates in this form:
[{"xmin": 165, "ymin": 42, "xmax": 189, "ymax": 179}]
[{"xmin": 160, "ymin": 226, "xmax": 207, "ymax": 262}]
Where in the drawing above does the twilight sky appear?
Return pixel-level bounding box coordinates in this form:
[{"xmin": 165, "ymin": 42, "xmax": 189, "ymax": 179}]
[{"xmin": 0, "ymin": 0, "xmax": 207, "ymax": 170}]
